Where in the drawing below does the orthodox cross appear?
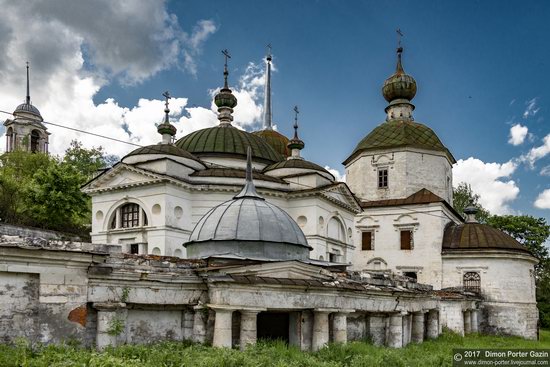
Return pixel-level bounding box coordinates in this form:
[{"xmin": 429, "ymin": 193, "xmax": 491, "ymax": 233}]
[
  {"xmin": 293, "ymin": 105, "xmax": 299, "ymax": 133},
  {"xmin": 222, "ymin": 49, "xmax": 231, "ymax": 87},
  {"xmin": 396, "ymin": 28, "xmax": 404, "ymax": 48},
  {"xmin": 162, "ymin": 91, "xmax": 171, "ymax": 122},
  {"xmin": 267, "ymin": 43, "xmax": 272, "ymax": 58}
]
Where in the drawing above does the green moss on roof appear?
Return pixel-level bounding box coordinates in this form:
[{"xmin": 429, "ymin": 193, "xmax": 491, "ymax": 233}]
[
  {"xmin": 345, "ymin": 120, "xmax": 455, "ymax": 164},
  {"xmin": 264, "ymin": 159, "xmax": 331, "ymax": 175},
  {"xmin": 175, "ymin": 126, "xmax": 283, "ymax": 163},
  {"xmin": 252, "ymin": 129, "xmax": 290, "ymax": 158},
  {"xmin": 124, "ymin": 144, "xmax": 200, "ymax": 162}
]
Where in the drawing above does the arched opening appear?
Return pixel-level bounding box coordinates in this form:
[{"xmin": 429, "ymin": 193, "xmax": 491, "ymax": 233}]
[
  {"xmin": 327, "ymin": 217, "xmax": 346, "ymax": 242},
  {"xmin": 5, "ymin": 127, "xmax": 13, "ymax": 152},
  {"xmin": 463, "ymin": 272, "xmax": 481, "ymax": 294},
  {"xmin": 152, "ymin": 247, "xmax": 161, "ymax": 255},
  {"xmin": 109, "ymin": 202, "xmax": 148, "ymax": 229},
  {"xmin": 30, "ymin": 130, "xmax": 40, "ymax": 153},
  {"xmin": 174, "ymin": 249, "xmax": 183, "ymax": 258}
]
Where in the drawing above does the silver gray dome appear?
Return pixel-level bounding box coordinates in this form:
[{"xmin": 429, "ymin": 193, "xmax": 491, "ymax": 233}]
[
  {"xmin": 14, "ymin": 103, "xmax": 43, "ymax": 120},
  {"xmin": 184, "ymin": 147, "xmax": 311, "ymax": 261}
]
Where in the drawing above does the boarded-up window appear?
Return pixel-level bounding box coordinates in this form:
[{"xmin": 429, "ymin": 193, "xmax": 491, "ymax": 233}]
[
  {"xmin": 378, "ymin": 168, "xmax": 388, "ymax": 188},
  {"xmin": 362, "ymin": 231, "xmax": 373, "ymax": 250},
  {"xmin": 400, "ymin": 230, "xmax": 413, "ymax": 250}
]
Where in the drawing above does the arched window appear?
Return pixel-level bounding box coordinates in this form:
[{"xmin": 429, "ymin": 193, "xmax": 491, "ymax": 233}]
[
  {"xmin": 463, "ymin": 272, "xmax": 481, "ymax": 294},
  {"xmin": 327, "ymin": 217, "xmax": 346, "ymax": 243},
  {"xmin": 30, "ymin": 130, "xmax": 40, "ymax": 153},
  {"xmin": 109, "ymin": 203, "xmax": 148, "ymax": 229}
]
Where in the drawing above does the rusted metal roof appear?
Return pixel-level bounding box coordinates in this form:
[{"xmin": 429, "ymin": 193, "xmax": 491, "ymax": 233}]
[
  {"xmin": 191, "ymin": 168, "xmax": 286, "ymax": 184},
  {"xmin": 361, "ymin": 188, "xmax": 444, "ymax": 208}
]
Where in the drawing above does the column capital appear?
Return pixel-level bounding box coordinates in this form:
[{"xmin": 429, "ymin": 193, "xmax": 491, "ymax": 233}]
[
  {"xmin": 207, "ymin": 304, "xmax": 237, "ymax": 312},
  {"xmin": 93, "ymin": 302, "xmax": 126, "ymax": 311},
  {"xmin": 313, "ymin": 308, "xmax": 339, "ymax": 314}
]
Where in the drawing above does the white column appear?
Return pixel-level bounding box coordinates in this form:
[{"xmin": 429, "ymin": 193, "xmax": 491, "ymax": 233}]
[
  {"xmin": 411, "ymin": 311, "xmax": 425, "ymax": 343},
  {"xmin": 387, "ymin": 313, "xmax": 403, "ymax": 348},
  {"xmin": 464, "ymin": 310, "xmax": 472, "ymax": 334},
  {"xmin": 402, "ymin": 312, "xmax": 410, "ymax": 347},
  {"xmin": 94, "ymin": 302, "xmax": 126, "ymax": 351},
  {"xmin": 240, "ymin": 310, "xmax": 261, "ymax": 350},
  {"xmin": 182, "ymin": 308, "xmax": 194, "ymax": 340},
  {"xmin": 427, "ymin": 309, "xmax": 439, "ymax": 339},
  {"xmin": 368, "ymin": 314, "xmax": 386, "ymax": 346},
  {"xmin": 212, "ymin": 306, "xmax": 235, "ymax": 348},
  {"xmin": 192, "ymin": 306, "xmax": 208, "ymax": 343},
  {"xmin": 471, "ymin": 309, "xmax": 479, "ymax": 333},
  {"xmin": 332, "ymin": 312, "xmax": 350, "ymax": 344},
  {"xmin": 312, "ymin": 309, "xmax": 331, "ymax": 351}
]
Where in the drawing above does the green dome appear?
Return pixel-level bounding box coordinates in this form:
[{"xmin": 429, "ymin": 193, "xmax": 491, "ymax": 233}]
[
  {"xmin": 214, "ymin": 88, "xmax": 238, "ymax": 108},
  {"xmin": 344, "ymin": 120, "xmax": 455, "ymax": 164},
  {"xmin": 175, "ymin": 126, "xmax": 284, "ymax": 164},
  {"xmin": 382, "ymin": 73, "xmax": 417, "ymax": 102},
  {"xmin": 264, "ymin": 158, "xmax": 332, "ymax": 177},
  {"xmin": 123, "ymin": 144, "xmax": 201, "ymax": 162},
  {"xmin": 252, "ymin": 129, "xmax": 290, "ymax": 158}
]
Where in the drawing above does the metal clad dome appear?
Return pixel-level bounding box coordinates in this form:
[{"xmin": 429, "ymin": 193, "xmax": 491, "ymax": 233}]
[
  {"xmin": 264, "ymin": 158, "xmax": 332, "ymax": 176},
  {"xmin": 14, "ymin": 103, "xmax": 43, "ymax": 121},
  {"xmin": 184, "ymin": 148, "xmax": 311, "ymax": 261},
  {"xmin": 123, "ymin": 144, "xmax": 201, "ymax": 162},
  {"xmin": 443, "ymin": 222, "xmax": 533, "ymax": 255},
  {"xmin": 252, "ymin": 129, "xmax": 290, "ymax": 158},
  {"xmin": 175, "ymin": 126, "xmax": 284, "ymax": 163}
]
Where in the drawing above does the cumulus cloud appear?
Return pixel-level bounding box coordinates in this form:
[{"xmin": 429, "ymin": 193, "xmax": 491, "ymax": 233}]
[
  {"xmin": 520, "ymin": 133, "xmax": 550, "ymax": 168},
  {"xmin": 508, "ymin": 124, "xmax": 528, "ymax": 145},
  {"xmin": 324, "ymin": 166, "xmax": 346, "ymax": 182},
  {"xmin": 534, "ymin": 189, "xmax": 550, "ymax": 209},
  {"xmin": 453, "ymin": 157, "xmax": 519, "ymax": 214},
  {"xmin": 523, "ymin": 97, "xmax": 540, "ymax": 119},
  {"xmin": 0, "ymin": 1, "xmax": 219, "ymax": 157}
]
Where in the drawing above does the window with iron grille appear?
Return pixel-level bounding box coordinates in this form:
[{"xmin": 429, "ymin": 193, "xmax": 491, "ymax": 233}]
[
  {"xmin": 463, "ymin": 272, "xmax": 481, "ymax": 294},
  {"xmin": 121, "ymin": 203, "xmax": 140, "ymax": 228},
  {"xmin": 400, "ymin": 230, "xmax": 413, "ymax": 250},
  {"xmin": 362, "ymin": 231, "xmax": 373, "ymax": 250},
  {"xmin": 378, "ymin": 168, "xmax": 388, "ymax": 188}
]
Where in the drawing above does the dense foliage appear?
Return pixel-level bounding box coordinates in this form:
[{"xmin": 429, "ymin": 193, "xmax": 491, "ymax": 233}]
[
  {"xmin": 0, "ymin": 141, "xmax": 115, "ymax": 237},
  {"xmin": 453, "ymin": 182, "xmax": 550, "ymax": 328},
  {"xmin": 0, "ymin": 330, "xmax": 548, "ymax": 367}
]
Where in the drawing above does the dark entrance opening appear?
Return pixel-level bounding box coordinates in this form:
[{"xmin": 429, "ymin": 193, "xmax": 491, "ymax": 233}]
[
  {"xmin": 257, "ymin": 312, "xmax": 289, "ymax": 343},
  {"xmin": 403, "ymin": 271, "xmax": 417, "ymax": 281}
]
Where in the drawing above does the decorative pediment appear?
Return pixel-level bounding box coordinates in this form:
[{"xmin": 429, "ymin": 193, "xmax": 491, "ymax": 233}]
[
  {"xmin": 82, "ymin": 164, "xmax": 165, "ymax": 193},
  {"xmin": 221, "ymin": 261, "xmax": 333, "ymax": 281},
  {"xmin": 320, "ymin": 184, "xmax": 362, "ymax": 213}
]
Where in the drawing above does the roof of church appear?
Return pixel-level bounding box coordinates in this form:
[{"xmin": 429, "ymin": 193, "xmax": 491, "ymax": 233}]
[
  {"xmin": 252, "ymin": 129, "xmax": 290, "ymax": 158},
  {"xmin": 14, "ymin": 102, "xmax": 43, "ymax": 120},
  {"xmin": 175, "ymin": 126, "xmax": 284, "ymax": 164},
  {"xmin": 361, "ymin": 188, "xmax": 445, "ymax": 208},
  {"xmin": 264, "ymin": 158, "xmax": 331, "ymax": 176},
  {"xmin": 344, "ymin": 120, "xmax": 455, "ymax": 165},
  {"xmin": 442, "ymin": 222, "xmax": 533, "ymax": 255},
  {"xmin": 191, "ymin": 167, "xmax": 286, "ymax": 184},
  {"xmin": 123, "ymin": 144, "xmax": 202, "ymax": 162}
]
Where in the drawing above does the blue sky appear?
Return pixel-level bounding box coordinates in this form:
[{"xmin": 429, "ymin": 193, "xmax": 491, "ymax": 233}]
[{"xmin": 0, "ymin": 0, "xmax": 549, "ymax": 221}]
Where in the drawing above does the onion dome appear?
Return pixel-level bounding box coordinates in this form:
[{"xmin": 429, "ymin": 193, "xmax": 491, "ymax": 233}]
[
  {"xmin": 175, "ymin": 50, "xmax": 283, "ymax": 164},
  {"xmin": 184, "ymin": 148, "xmax": 311, "ymax": 261},
  {"xmin": 442, "ymin": 207, "xmax": 533, "ymax": 255},
  {"xmin": 382, "ymin": 47, "xmax": 417, "ymax": 103},
  {"xmin": 252, "ymin": 129, "xmax": 290, "ymax": 158},
  {"xmin": 344, "ymin": 120, "xmax": 455, "ymax": 164},
  {"xmin": 287, "ymin": 107, "xmax": 305, "ymax": 152},
  {"xmin": 264, "ymin": 158, "xmax": 333, "ymax": 178}
]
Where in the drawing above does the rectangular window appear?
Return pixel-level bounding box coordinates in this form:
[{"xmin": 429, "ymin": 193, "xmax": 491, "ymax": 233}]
[
  {"xmin": 400, "ymin": 230, "xmax": 413, "ymax": 250},
  {"xmin": 378, "ymin": 168, "xmax": 388, "ymax": 188},
  {"xmin": 130, "ymin": 244, "xmax": 139, "ymax": 254},
  {"xmin": 121, "ymin": 203, "xmax": 140, "ymax": 228},
  {"xmin": 362, "ymin": 231, "xmax": 373, "ymax": 250}
]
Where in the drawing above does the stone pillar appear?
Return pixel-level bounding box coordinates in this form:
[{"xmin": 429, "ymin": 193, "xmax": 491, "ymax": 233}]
[
  {"xmin": 387, "ymin": 313, "xmax": 403, "ymax": 348},
  {"xmin": 240, "ymin": 310, "xmax": 261, "ymax": 350},
  {"xmin": 312, "ymin": 309, "xmax": 331, "ymax": 351},
  {"xmin": 212, "ymin": 306, "xmax": 235, "ymax": 348},
  {"xmin": 332, "ymin": 312, "xmax": 350, "ymax": 344},
  {"xmin": 368, "ymin": 314, "xmax": 386, "ymax": 346},
  {"xmin": 471, "ymin": 309, "xmax": 479, "ymax": 333},
  {"xmin": 464, "ymin": 310, "xmax": 472, "ymax": 334},
  {"xmin": 94, "ymin": 302, "xmax": 126, "ymax": 351},
  {"xmin": 402, "ymin": 313, "xmax": 410, "ymax": 347},
  {"xmin": 182, "ymin": 308, "xmax": 194, "ymax": 340},
  {"xmin": 411, "ymin": 311, "xmax": 425, "ymax": 343},
  {"xmin": 192, "ymin": 306, "xmax": 208, "ymax": 343},
  {"xmin": 427, "ymin": 309, "xmax": 439, "ymax": 339}
]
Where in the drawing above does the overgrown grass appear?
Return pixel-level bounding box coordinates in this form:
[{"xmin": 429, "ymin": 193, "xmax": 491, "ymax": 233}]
[{"xmin": 1, "ymin": 330, "xmax": 548, "ymax": 367}]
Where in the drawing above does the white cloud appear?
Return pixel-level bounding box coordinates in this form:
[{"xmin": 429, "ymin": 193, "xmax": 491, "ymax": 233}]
[
  {"xmin": 453, "ymin": 157, "xmax": 519, "ymax": 214},
  {"xmin": 508, "ymin": 124, "xmax": 528, "ymax": 145},
  {"xmin": 325, "ymin": 166, "xmax": 346, "ymax": 182},
  {"xmin": 540, "ymin": 165, "xmax": 550, "ymax": 176},
  {"xmin": 0, "ymin": 1, "xmax": 219, "ymax": 157},
  {"xmin": 523, "ymin": 97, "xmax": 540, "ymax": 119},
  {"xmin": 534, "ymin": 189, "xmax": 550, "ymax": 209},
  {"xmin": 520, "ymin": 133, "xmax": 550, "ymax": 168}
]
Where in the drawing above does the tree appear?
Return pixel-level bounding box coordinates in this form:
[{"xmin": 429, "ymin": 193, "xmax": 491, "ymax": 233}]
[
  {"xmin": 453, "ymin": 182, "xmax": 490, "ymax": 222},
  {"xmin": 63, "ymin": 140, "xmax": 110, "ymax": 180}
]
